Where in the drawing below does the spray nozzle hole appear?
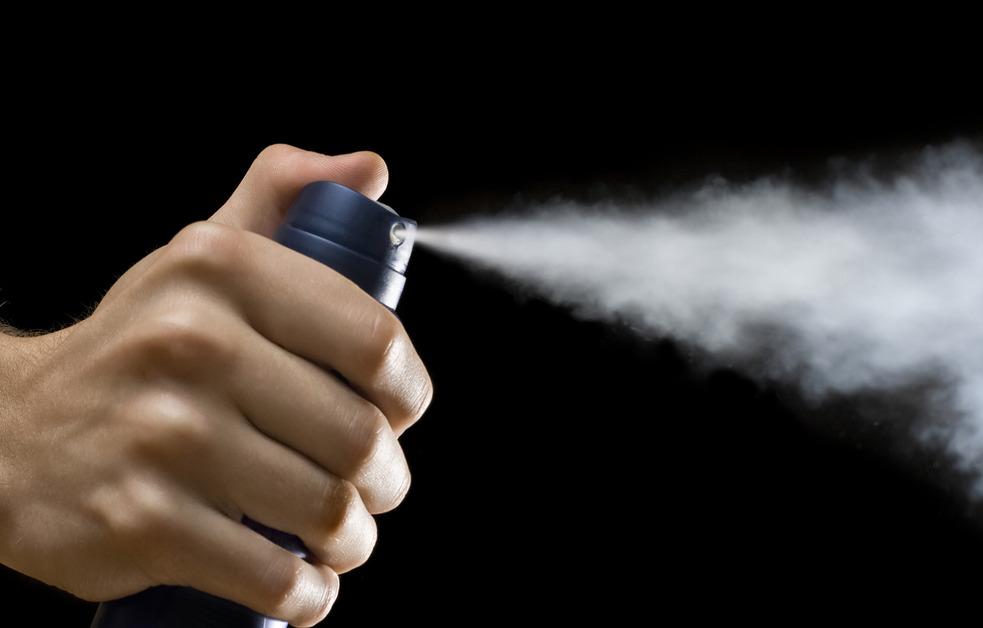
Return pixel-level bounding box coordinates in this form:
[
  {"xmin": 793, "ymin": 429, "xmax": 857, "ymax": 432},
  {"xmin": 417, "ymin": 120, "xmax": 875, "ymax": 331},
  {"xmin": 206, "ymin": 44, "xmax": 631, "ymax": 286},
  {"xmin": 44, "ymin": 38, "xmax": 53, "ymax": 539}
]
[{"xmin": 390, "ymin": 222, "xmax": 407, "ymax": 246}]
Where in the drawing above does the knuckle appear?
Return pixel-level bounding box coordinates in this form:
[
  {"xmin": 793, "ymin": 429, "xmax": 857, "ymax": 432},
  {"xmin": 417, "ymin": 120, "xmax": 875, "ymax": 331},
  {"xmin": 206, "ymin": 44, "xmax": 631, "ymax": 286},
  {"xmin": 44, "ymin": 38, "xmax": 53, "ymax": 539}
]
[
  {"xmin": 338, "ymin": 515, "xmax": 377, "ymax": 573},
  {"xmin": 309, "ymin": 582, "xmax": 338, "ymax": 627},
  {"xmin": 253, "ymin": 143, "xmax": 302, "ymax": 171},
  {"xmin": 361, "ymin": 311, "xmax": 405, "ymax": 387},
  {"xmin": 97, "ymin": 475, "xmax": 175, "ymax": 544},
  {"xmin": 360, "ymin": 310, "xmax": 432, "ymax": 426},
  {"xmin": 130, "ymin": 307, "xmax": 236, "ymax": 371},
  {"xmin": 124, "ymin": 391, "xmax": 213, "ymax": 460},
  {"xmin": 256, "ymin": 142, "xmax": 303, "ymax": 163},
  {"xmin": 381, "ymin": 465, "xmax": 412, "ymax": 513},
  {"xmin": 405, "ymin": 367, "xmax": 435, "ymax": 426},
  {"xmin": 318, "ymin": 480, "xmax": 360, "ymax": 542},
  {"xmin": 346, "ymin": 404, "xmax": 390, "ymax": 478},
  {"xmin": 259, "ymin": 556, "xmax": 308, "ymax": 618},
  {"xmin": 166, "ymin": 220, "xmax": 243, "ymax": 278},
  {"xmin": 258, "ymin": 555, "xmax": 337, "ymax": 625},
  {"xmin": 355, "ymin": 517, "xmax": 378, "ymax": 569},
  {"xmin": 343, "ymin": 403, "xmax": 412, "ymax": 514}
]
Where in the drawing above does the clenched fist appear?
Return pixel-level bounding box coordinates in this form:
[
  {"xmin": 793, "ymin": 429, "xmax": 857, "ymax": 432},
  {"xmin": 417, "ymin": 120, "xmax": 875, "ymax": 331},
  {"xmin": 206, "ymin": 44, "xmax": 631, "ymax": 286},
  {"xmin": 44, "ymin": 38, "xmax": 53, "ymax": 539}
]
[{"xmin": 0, "ymin": 145, "xmax": 433, "ymax": 627}]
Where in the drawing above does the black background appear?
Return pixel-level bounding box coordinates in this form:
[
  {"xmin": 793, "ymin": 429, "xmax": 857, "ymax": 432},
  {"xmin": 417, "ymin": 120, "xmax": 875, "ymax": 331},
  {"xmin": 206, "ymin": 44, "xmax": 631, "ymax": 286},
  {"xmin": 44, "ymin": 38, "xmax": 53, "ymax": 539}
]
[{"xmin": 1, "ymin": 61, "xmax": 982, "ymax": 625}]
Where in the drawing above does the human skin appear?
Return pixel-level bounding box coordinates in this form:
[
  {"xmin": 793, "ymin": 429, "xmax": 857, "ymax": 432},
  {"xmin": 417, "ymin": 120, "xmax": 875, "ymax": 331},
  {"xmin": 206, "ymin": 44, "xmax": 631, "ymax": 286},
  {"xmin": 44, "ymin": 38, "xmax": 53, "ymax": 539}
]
[{"xmin": 0, "ymin": 145, "xmax": 433, "ymax": 627}]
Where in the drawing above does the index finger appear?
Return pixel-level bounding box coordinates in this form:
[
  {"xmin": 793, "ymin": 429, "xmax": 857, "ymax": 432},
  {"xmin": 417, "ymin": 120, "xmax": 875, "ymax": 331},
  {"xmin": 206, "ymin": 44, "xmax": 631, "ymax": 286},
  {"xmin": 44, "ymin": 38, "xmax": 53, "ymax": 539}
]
[{"xmin": 159, "ymin": 220, "xmax": 433, "ymax": 434}]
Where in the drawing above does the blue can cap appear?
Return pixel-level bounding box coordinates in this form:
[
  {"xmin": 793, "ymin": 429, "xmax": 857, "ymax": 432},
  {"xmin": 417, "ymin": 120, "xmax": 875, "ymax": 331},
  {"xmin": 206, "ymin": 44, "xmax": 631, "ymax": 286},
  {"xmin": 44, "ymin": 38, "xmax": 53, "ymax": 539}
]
[{"xmin": 273, "ymin": 181, "xmax": 417, "ymax": 309}]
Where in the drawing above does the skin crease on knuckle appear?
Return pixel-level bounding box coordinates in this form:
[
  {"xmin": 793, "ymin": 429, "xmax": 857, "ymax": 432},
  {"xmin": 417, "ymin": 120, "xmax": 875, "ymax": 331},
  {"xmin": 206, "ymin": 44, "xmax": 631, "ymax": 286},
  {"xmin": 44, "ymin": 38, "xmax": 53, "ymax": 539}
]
[
  {"xmin": 90, "ymin": 473, "xmax": 182, "ymax": 583},
  {"xmin": 313, "ymin": 478, "xmax": 376, "ymax": 572},
  {"xmin": 164, "ymin": 220, "xmax": 245, "ymax": 283},
  {"xmin": 254, "ymin": 143, "xmax": 301, "ymax": 173},
  {"xmin": 359, "ymin": 307, "xmax": 433, "ymax": 430},
  {"xmin": 120, "ymin": 388, "xmax": 215, "ymax": 469},
  {"xmin": 260, "ymin": 553, "xmax": 333, "ymax": 625},
  {"xmin": 346, "ymin": 403, "xmax": 392, "ymax": 478},
  {"xmin": 342, "ymin": 402, "xmax": 411, "ymax": 514},
  {"xmin": 127, "ymin": 307, "xmax": 237, "ymax": 379}
]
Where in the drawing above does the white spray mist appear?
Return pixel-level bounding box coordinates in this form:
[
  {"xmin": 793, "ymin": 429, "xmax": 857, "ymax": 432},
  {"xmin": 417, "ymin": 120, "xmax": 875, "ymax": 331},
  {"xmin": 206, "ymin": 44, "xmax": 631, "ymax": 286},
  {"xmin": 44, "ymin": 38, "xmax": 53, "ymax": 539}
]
[{"xmin": 416, "ymin": 142, "xmax": 983, "ymax": 496}]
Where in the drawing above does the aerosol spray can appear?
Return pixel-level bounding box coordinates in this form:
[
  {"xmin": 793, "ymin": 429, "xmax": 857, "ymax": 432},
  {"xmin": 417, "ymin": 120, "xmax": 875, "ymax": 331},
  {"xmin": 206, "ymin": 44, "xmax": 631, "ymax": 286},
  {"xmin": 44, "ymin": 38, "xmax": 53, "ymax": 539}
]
[{"xmin": 90, "ymin": 181, "xmax": 417, "ymax": 628}]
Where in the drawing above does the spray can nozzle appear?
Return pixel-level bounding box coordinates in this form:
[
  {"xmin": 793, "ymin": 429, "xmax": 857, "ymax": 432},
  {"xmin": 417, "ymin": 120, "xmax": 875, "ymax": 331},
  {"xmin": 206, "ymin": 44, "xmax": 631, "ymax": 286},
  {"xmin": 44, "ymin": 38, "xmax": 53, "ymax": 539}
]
[{"xmin": 391, "ymin": 222, "xmax": 408, "ymax": 246}]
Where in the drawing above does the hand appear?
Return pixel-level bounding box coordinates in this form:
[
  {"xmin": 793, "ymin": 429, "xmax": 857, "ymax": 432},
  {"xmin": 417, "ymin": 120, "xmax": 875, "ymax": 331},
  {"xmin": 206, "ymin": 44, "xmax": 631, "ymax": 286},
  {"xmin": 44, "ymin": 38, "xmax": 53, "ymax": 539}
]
[{"xmin": 0, "ymin": 145, "xmax": 433, "ymax": 627}]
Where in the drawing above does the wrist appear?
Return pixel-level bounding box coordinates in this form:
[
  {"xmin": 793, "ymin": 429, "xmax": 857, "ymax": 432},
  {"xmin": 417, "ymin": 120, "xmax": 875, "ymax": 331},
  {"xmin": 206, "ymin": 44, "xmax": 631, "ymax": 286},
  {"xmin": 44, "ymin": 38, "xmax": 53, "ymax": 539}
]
[
  {"xmin": 1, "ymin": 330, "xmax": 29, "ymax": 434},
  {"xmin": 0, "ymin": 331, "xmax": 25, "ymax": 540},
  {"xmin": 1, "ymin": 325, "xmax": 75, "ymax": 418},
  {"xmin": 0, "ymin": 328, "xmax": 45, "ymax": 424},
  {"xmin": 0, "ymin": 329, "xmax": 45, "ymax": 529},
  {"xmin": 0, "ymin": 330, "xmax": 24, "ymax": 394}
]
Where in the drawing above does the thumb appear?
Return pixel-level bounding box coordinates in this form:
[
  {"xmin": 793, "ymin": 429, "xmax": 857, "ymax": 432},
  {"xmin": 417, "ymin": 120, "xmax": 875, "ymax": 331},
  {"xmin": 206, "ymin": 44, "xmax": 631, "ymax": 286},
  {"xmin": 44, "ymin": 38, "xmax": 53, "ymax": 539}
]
[{"xmin": 210, "ymin": 144, "xmax": 389, "ymax": 236}]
